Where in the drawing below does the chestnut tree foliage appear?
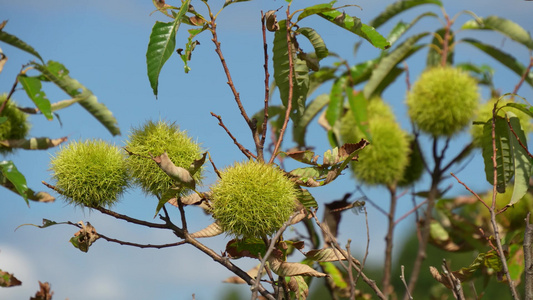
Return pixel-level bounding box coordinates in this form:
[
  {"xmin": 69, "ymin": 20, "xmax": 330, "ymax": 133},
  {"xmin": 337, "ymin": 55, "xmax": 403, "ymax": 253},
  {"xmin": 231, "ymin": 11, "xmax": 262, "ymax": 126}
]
[{"xmin": 2, "ymin": 1, "xmax": 533, "ymax": 299}]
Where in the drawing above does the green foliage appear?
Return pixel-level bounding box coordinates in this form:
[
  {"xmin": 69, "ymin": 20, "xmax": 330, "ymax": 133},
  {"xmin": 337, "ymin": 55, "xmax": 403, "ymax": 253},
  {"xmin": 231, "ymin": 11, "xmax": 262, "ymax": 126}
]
[
  {"xmin": 407, "ymin": 66, "xmax": 480, "ymax": 136},
  {"xmin": 125, "ymin": 120, "xmax": 203, "ymax": 198},
  {"xmin": 50, "ymin": 139, "xmax": 129, "ymax": 208},
  {"xmin": 471, "ymin": 98, "xmax": 532, "ymax": 147},
  {"xmin": 211, "ymin": 160, "xmax": 297, "ymax": 238},
  {"xmin": 0, "ymin": 95, "xmax": 30, "ymax": 154}
]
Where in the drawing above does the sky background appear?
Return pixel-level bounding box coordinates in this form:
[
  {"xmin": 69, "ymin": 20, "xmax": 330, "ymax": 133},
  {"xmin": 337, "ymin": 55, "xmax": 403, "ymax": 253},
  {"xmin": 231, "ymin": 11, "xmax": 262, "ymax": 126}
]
[{"xmin": 1, "ymin": 0, "xmax": 533, "ymax": 299}]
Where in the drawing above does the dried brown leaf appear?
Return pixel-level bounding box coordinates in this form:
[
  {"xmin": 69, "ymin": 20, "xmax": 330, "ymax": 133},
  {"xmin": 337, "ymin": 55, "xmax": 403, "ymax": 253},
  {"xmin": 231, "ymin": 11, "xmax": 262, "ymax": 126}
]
[
  {"xmin": 0, "ymin": 269, "xmax": 22, "ymax": 287},
  {"xmin": 268, "ymin": 257, "xmax": 327, "ymax": 277},
  {"xmin": 152, "ymin": 152, "xmax": 195, "ymax": 189},
  {"xmin": 264, "ymin": 10, "xmax": 280, "ymax": 32},
  {"xmin": 190, "ymin": 222, "xmax": 223, "ymax": 238},
  {"xmin": 30, "ymin": 281, "xmax": 53, "ymax": 300},
  {"xmin": 305, "ymin": 248, "xmax": 351, "ymax": 262},
  {"xmin": 70, "ymin": 221, "xmax": 99, "ymax": 253},
  {"xmin": 223, "ymin": 265, "xmax": 264, "ymax": 284}
]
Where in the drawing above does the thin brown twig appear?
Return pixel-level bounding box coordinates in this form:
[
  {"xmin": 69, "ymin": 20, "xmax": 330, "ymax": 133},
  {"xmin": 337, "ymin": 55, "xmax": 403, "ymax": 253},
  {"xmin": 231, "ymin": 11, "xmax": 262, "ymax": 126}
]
[
  {"xmin": 395, "ymin": 199, "xmax": 428, "ymax": 225},
  {"xmin": 208, "ymin": 12, "xmax": 262, "ymax": 158},
  {"xmin": 259, "ymin": 11, "xmax": 270, "ymax": 162},
  {"xmin": 345, "ymin": 240, "xmax": 355, "ymax": 300},
  {"xmin": 449, "ymin": 173, "xmax": 490, "ymax": 210},
  {"xmin": 354, "ymin": 207, "xmax": 370, "ymax": 286},
  {"xmin": 403, "ymin": 62, "xmax": 411, "ymax": 91},
  {"xmin": 269, "ymin": 5, "xmax": 294, "ymax": 164},
  {"xmin": 310, "ymin": 211, "xmax": 386, "ymax": 299},
  {"xmin": 210, "ymin": 112, "xmax": 256, "ymax": 159},
  {"xmin": 513, "ymin": 56, "xmax": 533, "ymax": 95},
  {"xmin": 383, "ymin": 184, "xmax": 398, "ymax": 298},
  {"xmin": 524, "ymin": 213, "xmax": 533, "ymax": 299},
  {"xmin": 400, "ymin": 265, "xmax": 413, "ymax": 299},
  {"xmin": 41, "ymin": 181, "xmax": 171, "ymax": 229},
  {"xmin": 207, "ymin": 152, "xmax": 221, "ymax": 178},
  {"xmin": 252, "ymin": 213, "xmax": 297, "ymax": 300}
]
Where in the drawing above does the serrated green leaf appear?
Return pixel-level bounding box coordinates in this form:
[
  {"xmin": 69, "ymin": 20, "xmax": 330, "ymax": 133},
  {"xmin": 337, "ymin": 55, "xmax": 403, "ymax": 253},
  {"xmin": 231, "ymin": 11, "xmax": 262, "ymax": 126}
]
[
  {"xmin": 146, "ymin": 0, "xmax": 190, "ymax": 97},
  {"xmin": 462, "ymin": 16, "xmax": 533, "ymax": 50},
  {"xmin": 295, "ymin": 188, "xmax": 317, "ymax": 209},
  {"xmin": 318, "ymin": 10, "xmax": 390, "ymax": 50},
  {"xmin": 426, "ymin": 28, "xmax": 454, "ymax": 67},
  {"xmin": 482, "ymin": 116, "xmax": 514, "ymax": 193},
  {"xmin": 32, "ymin": 61, "xmax": 120, "ymax": 136},
  {"xmin": 507, "ymin": 112, "xmax": 531, "ymax": 206},
  {"xmin": 0, "ymin": 160, "xmax": 28, "ymax": 205},
  {"xmin": 368, "ymin": 0, "xmax": 442, "ymax": 29},
  {"xmin": 293, "ymin": 94, "xmax": 329, "ymax": 147},
  {"xmin": 0, "ymin": 30, "xmax": 43, "ymax": 63},
  {"xmin": 18, "ymin": 75, "xmax": 53, "ymax": 120},
  {"xmin": 296, "ymin": 27, "xmax": 328, "ymax": 59},
  {"xmin": 273, "ymin": 20, "xmax": 309, "ymax": 121},
  {"xmin": 325, "ymin": 77, "xmax": 346, "ymax": 126},
  {"xmin": 363, "ymin": 32, "xmax": 428, "ymax": 98},
  {"xmin": 462, "ymin": 38, "xmax": 533, "ymax": 87}
]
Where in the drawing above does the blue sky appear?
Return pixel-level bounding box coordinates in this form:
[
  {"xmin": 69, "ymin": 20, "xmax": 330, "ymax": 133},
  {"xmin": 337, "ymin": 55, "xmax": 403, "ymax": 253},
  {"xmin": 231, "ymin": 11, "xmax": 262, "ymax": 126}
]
[{"xmin": 1, "ymin": 0, "xmax": 533, "ymax": 299}]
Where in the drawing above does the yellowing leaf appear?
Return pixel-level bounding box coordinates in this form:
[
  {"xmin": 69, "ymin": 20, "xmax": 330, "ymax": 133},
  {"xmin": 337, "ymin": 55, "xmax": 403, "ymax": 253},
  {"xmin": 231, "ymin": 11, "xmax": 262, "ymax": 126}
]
[{"xmin": 268, "ymin": 257, "xmax": 327, "ymax": 277}]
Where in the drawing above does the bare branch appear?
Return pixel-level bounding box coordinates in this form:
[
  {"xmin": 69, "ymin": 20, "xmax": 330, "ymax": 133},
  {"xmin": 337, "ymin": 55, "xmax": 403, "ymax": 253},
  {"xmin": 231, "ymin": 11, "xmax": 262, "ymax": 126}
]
[{"xmin": 210, "ymin": 112, "xmax": 256, "ymax": 159}]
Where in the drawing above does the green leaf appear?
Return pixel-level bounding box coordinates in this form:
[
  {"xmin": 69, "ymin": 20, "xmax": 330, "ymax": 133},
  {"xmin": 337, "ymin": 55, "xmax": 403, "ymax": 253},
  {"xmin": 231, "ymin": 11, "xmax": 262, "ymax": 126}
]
[
  {"xmin": 32, "ymin": 61, "xmax": 120, "ymax": 136},
  {"xmin": 461, "ymin": 16, "xmax": 533, "ymax": 50},
  {"xmin": 178, "ymin": 27, "xmax": 206, "ymax": 73},
  {"xmin": 507, "ymin": 112, "xmax": 531, "ymax": 206},
  {"xmin": 482, "ymin": 116, "xmax": 514, "ymax": 193},
  {"xmin": 504, "ymin": 102, "xmax": 533, "ymax": 118},
  {"xmin": 273, "ymin": 20, "xmax": 310, "ymax": 121},
  {"xmin": 296, "ymin": 27, "xmax": 329, "ymax": 59},
  {"xmin": 368, "ymin": 0, "xmax": 442, "ymax": 29},
  {"xmin": 295, "ymin": 188, "xmax": 318, "ymax": 209},
  {"xmin": 462, "ymin": 38, "xmax": 533, "ymax": 87},
  {"xmin": 18, "ymin": 75, "xmax": 53, "ymax": 120},
  {"xmin": 297, "ymin": 1, "xmax": 337, "ymax": 22},
  {"xmin": 325, "ymin": 77, "xmax": 346, "ymax": 126},
  {"xmin": 0, "ymin": 160, "xmax": 28, "ymax": 205},
  {"xmin": 155, "ymin": 186, "xmax": 181, "ymax": 218},
  {"xmin": 0, "ymin": 116, "xmax": 7, "ymax": 124},
  {"xmin": 146, "ymin": 0, "xmax": 190, "ymax": 97},
  {"xmin": 0, "ymin": 29, "xmax": 44, "ymax": 63},
  {"xmin": 346, "ymin": 89, "xmax": 369, "ymax": 138},
  {"xmin": 318, "ymin": 10, "xmax": 390, "ymax": 50},
  {"xmin": 308, "ymin": 66, "xmax": 338, "ymax": 96},
  {"xmin": 371, "ymin": 66, "xmax": 405, "ymax": 97},
  {"xmin": 363, "ymin": 32, "xmax": 428, "ymax": 98},
  {"xmin": 320, "ymin": 262, "xmax": 348, "ymax": 290},
  {"xmin": 293, "ymin": 94, "xmax": 329, "ymax": 147},
  {"xmin": 426, "ymin": 28, "xmax": 454, "ymax": 67}
]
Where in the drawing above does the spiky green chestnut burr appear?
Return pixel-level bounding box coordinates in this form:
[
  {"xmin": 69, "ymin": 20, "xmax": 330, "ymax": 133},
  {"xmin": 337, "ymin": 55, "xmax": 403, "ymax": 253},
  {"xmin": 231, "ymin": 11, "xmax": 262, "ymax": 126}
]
[
  {"xmin": 406, "ymin": 67, "xmax": 479, "ymax": 136},
  {"xmin": 397, "ymin": 137, "xmax": 424, "ymax": 187},
  {"xmin": 125, "ymin": 120, "xmax": 203, "ymax": 198},
  {"xmin": 0, "ymin": 95, "xmax": 30, "ymax": 154},
  {"xmin": 340, "ymin": 99, "xmax": 411, "ymax": 186},
  {"xmin": 50, "ymin": 139, "xmax": 129, "ymax": 208},
  {"xmin": 210, "ymin": 160, "xmax": 297, "ymax": 239},
  {"xmin": 471, "ymin": 98, "xmax": 532, "ymax": 147}
]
